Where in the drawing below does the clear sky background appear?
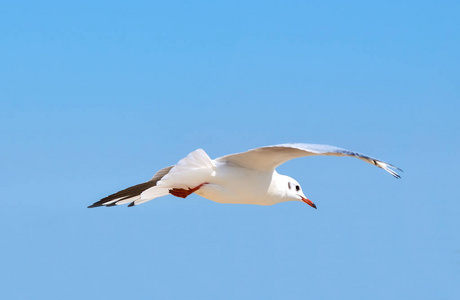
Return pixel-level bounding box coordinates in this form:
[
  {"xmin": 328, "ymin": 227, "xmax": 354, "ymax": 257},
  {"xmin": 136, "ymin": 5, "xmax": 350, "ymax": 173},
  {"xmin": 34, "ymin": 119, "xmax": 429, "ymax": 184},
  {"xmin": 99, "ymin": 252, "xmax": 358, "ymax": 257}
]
[{"xmin": 1, "ymin": 0, "xmax": 459, "ymax": 299}]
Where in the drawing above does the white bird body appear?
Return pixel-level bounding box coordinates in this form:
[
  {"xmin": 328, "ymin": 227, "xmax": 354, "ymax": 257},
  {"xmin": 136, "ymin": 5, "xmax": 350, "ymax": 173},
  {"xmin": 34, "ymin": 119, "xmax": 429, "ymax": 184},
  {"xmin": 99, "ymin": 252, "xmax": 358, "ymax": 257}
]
[
  {"xmin": 89, "ymin": 143, "xmax": 401, "ymax": 209},
  {"xmin": 195, "ymin": 166, "xmax": 290, "ymax": 206}
]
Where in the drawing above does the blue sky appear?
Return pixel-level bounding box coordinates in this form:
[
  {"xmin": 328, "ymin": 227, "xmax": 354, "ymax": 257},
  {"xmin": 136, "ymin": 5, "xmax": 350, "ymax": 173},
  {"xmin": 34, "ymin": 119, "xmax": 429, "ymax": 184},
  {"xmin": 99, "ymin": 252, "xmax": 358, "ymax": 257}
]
[{"xmin": 1, "ymin": 0, "xmax": 459, "ymax": 299}]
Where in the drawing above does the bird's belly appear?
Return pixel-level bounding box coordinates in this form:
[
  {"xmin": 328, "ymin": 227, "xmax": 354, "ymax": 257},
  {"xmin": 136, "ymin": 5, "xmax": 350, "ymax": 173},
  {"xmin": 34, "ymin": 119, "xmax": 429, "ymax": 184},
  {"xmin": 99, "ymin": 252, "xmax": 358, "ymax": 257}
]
[
  {"xmin": 195, "ymin": 168, "xmax": 276, "ymax": 205},
  {"xmin": 196, "ymin": 187, "xmax": 270, "ymax": 205}
]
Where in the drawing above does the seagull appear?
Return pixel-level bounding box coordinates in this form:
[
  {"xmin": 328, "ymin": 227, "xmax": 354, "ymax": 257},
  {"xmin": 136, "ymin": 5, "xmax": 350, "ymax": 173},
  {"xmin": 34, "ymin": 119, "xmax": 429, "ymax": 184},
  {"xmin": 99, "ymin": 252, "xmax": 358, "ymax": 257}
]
[{"xmin": 88, "ymin": 143, "xmax": 401, "ymax": 209}]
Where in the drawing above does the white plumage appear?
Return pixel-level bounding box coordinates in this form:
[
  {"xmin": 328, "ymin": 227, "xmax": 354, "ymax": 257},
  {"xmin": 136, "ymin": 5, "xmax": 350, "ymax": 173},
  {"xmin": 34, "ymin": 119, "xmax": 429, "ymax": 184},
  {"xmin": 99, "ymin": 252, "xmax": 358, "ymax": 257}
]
[{"xmin": 89, "ymin": 143, "xmax": 401, "ymax": 209}]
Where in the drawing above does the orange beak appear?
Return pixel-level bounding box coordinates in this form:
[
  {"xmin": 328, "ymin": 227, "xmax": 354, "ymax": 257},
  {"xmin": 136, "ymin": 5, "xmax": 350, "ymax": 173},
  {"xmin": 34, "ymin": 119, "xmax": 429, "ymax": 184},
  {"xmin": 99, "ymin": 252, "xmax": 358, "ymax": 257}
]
[{"xmin": 301, "ymin": 196, "xmax": 317, "ymax": 209}]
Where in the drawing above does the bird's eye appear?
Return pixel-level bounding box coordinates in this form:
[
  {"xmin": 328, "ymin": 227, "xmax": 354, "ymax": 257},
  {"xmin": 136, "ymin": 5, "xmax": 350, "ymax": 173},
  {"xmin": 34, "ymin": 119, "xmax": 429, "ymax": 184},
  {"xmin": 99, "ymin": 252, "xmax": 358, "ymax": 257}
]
[
  {"xmin": 288, "ymin": 182, "xmax": 291, "ymax": 190},
  {"xmin": 296, "ymin": 185, "xmax": 300, "ymax": 191}
]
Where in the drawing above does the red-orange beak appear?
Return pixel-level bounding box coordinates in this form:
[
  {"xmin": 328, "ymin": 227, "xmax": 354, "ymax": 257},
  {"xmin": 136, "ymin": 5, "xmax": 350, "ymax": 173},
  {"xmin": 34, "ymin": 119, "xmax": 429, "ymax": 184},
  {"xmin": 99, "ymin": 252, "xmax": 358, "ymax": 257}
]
[{"xmin": 301, "ymin": 196, "xmax": 317, "ymax": 209}]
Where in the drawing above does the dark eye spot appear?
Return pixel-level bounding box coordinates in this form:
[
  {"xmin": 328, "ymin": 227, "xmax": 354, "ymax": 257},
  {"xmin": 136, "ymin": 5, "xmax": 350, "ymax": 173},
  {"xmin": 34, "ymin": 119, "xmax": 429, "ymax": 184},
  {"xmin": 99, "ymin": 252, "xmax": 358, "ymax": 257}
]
[
  {"xmin": 288, "ymin": 182, "xmax": 291, "ymax": 190},
  {"xmin": 296, "ymin": 185, "xmax": 300, "ymax": 192}
]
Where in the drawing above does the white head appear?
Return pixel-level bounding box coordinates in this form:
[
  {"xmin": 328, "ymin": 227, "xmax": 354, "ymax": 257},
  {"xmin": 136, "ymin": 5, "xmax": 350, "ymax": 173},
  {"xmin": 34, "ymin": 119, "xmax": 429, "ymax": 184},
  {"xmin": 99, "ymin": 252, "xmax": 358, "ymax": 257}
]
[{"xmin": 276, "ymin": 174, "xmax": 317, "ymax": 209}]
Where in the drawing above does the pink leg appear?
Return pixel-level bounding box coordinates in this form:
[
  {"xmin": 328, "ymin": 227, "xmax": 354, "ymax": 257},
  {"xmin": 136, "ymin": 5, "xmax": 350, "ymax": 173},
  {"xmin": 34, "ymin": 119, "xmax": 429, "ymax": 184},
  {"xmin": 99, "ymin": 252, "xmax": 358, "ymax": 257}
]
[{"xmin": 169, "ymin": 183, "xmax": 208, "ymax": 199}]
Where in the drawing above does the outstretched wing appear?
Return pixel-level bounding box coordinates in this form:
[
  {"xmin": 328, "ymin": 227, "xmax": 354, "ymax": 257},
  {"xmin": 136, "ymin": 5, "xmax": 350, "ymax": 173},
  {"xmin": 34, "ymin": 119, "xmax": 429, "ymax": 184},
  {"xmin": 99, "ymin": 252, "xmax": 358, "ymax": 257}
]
[
  {"xmin": 89, "ymin": 148, "xmax": 216, "ymax": 208},
  {"xmin": 88, "ymin": 165, "xmax": 173, "ymax": 208},
  {"xmin": 215, "ymin": 143, "xmax": 402, "ymax": 178}
]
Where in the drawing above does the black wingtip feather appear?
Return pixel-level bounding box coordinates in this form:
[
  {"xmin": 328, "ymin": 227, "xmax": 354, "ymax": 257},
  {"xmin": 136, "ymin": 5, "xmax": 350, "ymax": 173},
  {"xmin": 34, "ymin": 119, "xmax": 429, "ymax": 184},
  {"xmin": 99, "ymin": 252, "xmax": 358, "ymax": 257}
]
[
  {"xmin": 87, "ymin": 166, "xmax": 174, "ymax": 208},
  {"xmin": 88, "ymin": 204, "xmax": 102, "ymax": 208}
]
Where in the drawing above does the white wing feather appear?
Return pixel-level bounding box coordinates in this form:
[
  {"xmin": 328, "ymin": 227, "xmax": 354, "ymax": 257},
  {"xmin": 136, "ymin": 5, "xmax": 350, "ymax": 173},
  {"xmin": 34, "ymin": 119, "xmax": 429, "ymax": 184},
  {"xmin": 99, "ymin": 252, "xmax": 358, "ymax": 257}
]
[{"xmin": 216, "ymin": 143, "xmax": 402, "ymax": 178}]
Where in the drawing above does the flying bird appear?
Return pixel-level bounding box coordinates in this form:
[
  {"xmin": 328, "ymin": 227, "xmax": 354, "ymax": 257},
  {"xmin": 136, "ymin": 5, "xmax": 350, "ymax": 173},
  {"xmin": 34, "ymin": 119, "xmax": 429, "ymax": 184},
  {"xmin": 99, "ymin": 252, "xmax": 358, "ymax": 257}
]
[{"xmin": 88, "ymin": 143, "xmax": 401, "ymax": 209}]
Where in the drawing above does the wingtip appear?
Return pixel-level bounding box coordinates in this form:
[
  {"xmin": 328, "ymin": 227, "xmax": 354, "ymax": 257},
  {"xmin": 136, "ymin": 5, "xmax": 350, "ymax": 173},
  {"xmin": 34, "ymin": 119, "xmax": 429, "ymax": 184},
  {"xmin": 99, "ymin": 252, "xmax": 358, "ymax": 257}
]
[
  {"xmin": 391, "ymin": 167, "xmax": 402, "ymax": 179},
  {"xmin": 387, "ymin": 168, "xmax": 402, "ymax": 179},
  {"xmin": 390, "ymin": 164, "xmax": 404, "ymax": 173},
  {"xmin": 377, "ymin": 161, "xmax": 402, "ymax": 179}
]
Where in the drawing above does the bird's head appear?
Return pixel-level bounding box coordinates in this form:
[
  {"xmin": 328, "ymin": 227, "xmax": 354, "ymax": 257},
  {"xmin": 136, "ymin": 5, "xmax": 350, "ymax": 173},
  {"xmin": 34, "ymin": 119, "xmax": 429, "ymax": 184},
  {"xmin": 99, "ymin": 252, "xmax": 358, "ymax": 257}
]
[{"xmin": 282, "ymin": 175, "xmax": 317, "ymax": 209}]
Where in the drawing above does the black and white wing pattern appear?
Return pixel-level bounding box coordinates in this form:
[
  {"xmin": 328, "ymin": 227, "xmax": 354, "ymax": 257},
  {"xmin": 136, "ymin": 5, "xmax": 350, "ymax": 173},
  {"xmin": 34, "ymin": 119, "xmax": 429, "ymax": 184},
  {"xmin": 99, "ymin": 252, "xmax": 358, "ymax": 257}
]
[{"xmin": 88, "ymin": 165, "xmax": 173, "ymax": 208}]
